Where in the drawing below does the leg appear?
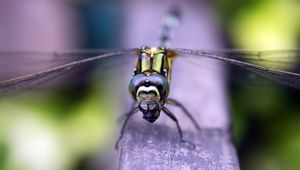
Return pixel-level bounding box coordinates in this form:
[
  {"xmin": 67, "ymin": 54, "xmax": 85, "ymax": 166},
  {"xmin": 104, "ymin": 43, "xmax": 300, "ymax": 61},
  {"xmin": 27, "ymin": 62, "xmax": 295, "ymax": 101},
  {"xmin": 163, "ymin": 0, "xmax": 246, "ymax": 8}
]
[
  {"xmin": 115, "ymin": 106, "xmax": 139, "ymax": 150},
  {"xmin": 162, "ymin": 107, "xmax": 195, "ymax": 148},
  {"xmin": 166, "ymin": 98, "xmax": 201, "ymax": 131},
  {"xmin": 117, "ymin": 101, "xmax": 137, "ymax": 123}
]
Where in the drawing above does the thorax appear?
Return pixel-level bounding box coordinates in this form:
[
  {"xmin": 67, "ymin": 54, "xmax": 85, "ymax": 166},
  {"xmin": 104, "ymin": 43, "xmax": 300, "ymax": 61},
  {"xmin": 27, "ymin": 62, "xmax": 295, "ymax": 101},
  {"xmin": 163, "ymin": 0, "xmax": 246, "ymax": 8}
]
[{"xmin": 134, "ymin": 47, "xmax": 176, "ymax": 84}]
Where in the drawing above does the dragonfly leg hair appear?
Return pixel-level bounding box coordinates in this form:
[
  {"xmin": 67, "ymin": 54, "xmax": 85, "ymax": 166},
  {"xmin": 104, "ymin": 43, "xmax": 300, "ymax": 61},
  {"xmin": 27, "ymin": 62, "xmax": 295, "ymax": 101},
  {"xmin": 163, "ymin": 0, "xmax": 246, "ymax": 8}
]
[
  {"xmin": 162, "ymin": 107, "xmax": 195, "ymax": 148},
  {"xmin": 115, "ymin": 106, "xmax": 139, "ymax": 150},
  {"xmin": 166, "ymin": 98, "xmax": 201, "ymax": 131}
]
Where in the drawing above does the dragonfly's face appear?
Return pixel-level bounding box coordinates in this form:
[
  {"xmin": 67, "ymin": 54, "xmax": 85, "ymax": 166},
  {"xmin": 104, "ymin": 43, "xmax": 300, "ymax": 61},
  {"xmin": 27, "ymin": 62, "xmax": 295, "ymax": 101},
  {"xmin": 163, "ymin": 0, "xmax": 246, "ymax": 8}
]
[
  {"xmin": 139, "ymin": 100, "xmax": 161, "ymax": 123},
  {"xmin": 129, "ymin": 74, "xmax": 169, "ymax": 123}
]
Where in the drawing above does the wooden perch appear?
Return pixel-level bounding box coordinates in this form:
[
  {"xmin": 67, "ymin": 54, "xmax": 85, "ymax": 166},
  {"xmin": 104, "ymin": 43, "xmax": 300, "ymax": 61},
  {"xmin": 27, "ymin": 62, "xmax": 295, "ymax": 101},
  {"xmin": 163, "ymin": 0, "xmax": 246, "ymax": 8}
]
[
  {"xmin": 115, "ymin": 0, "xmax": 240, "ymax": 169},
  {"xmin": 117, "ymin": 121, "xmax": 239, "ymax": 169}
]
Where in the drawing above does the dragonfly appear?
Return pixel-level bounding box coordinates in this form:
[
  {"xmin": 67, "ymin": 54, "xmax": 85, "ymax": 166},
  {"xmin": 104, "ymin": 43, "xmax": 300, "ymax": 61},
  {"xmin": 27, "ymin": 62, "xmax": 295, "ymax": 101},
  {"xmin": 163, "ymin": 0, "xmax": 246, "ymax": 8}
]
[{"xmin": 0, "ymin": 7, "xmax": 300, "ymax": 149}]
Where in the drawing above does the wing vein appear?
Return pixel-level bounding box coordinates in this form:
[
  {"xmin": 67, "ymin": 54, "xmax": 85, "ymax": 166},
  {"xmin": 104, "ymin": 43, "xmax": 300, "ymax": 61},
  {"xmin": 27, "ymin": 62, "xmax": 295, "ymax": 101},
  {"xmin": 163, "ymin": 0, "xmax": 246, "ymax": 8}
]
[
  {"xmin": 174, "ymin": 48, "xmax": 300, "ymax": 89},
  {"xmin": 0, "ymin": 49, "xmax": 136, "ymax": 97}
]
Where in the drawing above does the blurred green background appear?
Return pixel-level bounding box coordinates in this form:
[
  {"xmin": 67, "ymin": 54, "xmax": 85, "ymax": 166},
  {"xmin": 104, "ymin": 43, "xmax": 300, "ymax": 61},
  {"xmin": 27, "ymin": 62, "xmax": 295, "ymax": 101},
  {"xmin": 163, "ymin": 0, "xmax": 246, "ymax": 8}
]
[
  {"xmin": 217, "ymin": 0, "xmax": 300, "ymax": 169},
  {"xmin": 0, "ymin": 0, "xmax": 300, "ymax": 170}
]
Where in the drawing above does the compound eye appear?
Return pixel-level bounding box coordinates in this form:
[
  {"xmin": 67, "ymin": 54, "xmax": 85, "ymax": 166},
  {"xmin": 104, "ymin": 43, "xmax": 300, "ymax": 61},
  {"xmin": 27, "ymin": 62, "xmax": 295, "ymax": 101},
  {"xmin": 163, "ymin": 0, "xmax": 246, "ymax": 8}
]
[
  {"xmin": 129, "ymin": 74, "xmax": 169, "ymax": 101},
  {"xmin": 129, "ymin": 74, "xmax": 146, "ymax": 99},
  {"xmin": 150, "ymin": 74, "xmax": 169, "ymax": 100}
]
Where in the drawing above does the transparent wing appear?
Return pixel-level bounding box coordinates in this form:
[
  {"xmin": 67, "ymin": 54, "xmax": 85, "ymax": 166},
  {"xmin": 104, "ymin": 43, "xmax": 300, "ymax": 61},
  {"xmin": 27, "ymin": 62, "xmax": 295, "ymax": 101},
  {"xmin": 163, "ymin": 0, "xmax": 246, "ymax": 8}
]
[
  {"xmin": 173, "ymin": 48, "xmax": 300, "ymax": 90},
  {"xmin": 0, "ymin": 49, "xmax": 137, "ymax": 97},
  {"xmin": 0, "ymin": 49, "xmax": 118, "ymax": 79},
  {"xmin": 202, "ymin": 49, "xmax": 300, "ymax": 70}
]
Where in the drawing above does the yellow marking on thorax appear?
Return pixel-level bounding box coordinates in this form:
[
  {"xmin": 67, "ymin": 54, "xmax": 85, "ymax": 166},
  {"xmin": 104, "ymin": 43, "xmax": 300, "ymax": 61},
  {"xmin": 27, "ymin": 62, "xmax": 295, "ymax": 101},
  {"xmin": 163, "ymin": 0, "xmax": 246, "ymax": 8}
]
[{"xmin": 136, "ymin": 47, "xmax": 178, "ymax": 83}]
